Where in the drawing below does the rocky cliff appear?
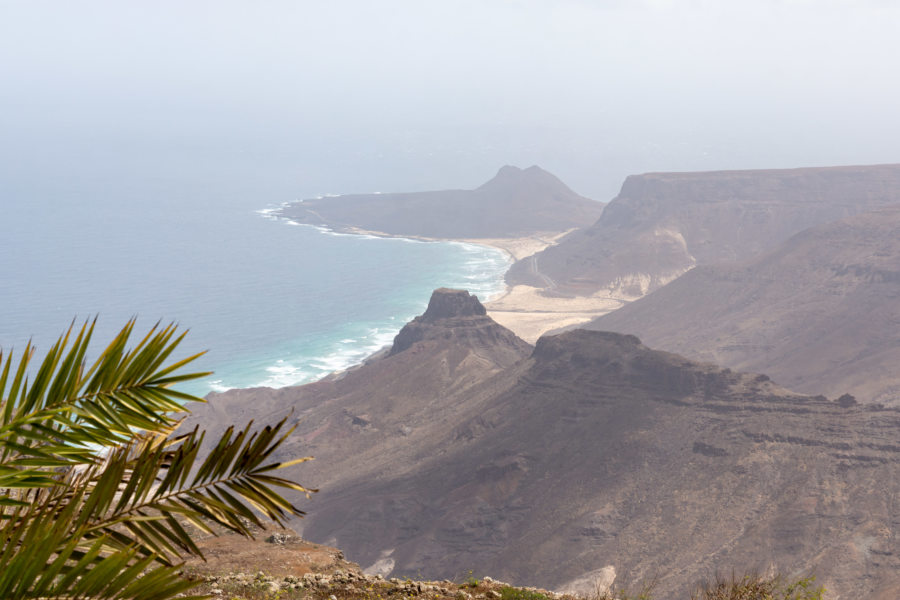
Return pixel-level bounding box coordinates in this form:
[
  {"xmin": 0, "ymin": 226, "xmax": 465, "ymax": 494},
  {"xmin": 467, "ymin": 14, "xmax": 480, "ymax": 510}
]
[{"xmin": 508, "ymin": 164, "xmax": 900, "ymax": 297}]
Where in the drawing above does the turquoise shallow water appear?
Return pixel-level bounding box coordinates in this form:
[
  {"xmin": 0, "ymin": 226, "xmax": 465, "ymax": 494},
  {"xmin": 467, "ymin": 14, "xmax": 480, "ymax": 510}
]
[
  {"xmin": 0, "ymin": 175, "xmax": 509, "ymax": 398},
  {"xmin": 203, "ymin": 208, "xmax": 510, "ymax": 394}
]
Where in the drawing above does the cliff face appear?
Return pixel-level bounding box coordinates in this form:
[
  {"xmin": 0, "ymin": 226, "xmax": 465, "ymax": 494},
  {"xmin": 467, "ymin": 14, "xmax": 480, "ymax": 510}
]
[
  {"xmin": 587, "ymin": 205, "xmax": 900, "ymax": 405},
  {"xmin": 278, "ymin": 165, "xmax": 603, "ymax": 239},
  {"xmin": 508, "ymin": 164, "xmax": 900, "ymax": 297},
  {"xmin": 185, "ymin": 297, "xmax": 900, "ymax": 598}
]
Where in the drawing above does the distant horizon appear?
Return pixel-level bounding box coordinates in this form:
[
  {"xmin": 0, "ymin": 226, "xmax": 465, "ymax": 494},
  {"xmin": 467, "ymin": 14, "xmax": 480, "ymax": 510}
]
[
  {"xmin": 3, "ymin": 1, "xmax": 900, "ymax": 203},
  {"xmin": 3, "ymin": 0, "xmax": 900, "ymax": 391}
]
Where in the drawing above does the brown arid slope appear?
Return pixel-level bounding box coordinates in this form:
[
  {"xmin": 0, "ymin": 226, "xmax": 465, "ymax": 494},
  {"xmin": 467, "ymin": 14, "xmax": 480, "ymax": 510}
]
[
  {"xmin": 183, "ymin": 289, "xmax": 532, "ymax": 497},
  {"xmin": 183, "ymin": 526, "xmax": 583, "ymax": 600},
  {"xmin": 508, "ymin": 163, "xmax": 900, "ymax": 298},
  {"xmin": 186, "ymin": 291, "xmax": 900, "ymax": 599},
  {"xmin": 277, "ymin": 165, "xmax": 603, "ymax": 239},
  {"xmin": 184, "ymin": 527, "xmax": 360, "ymax": 579},
  {"xmin": 586, "ymin": 205, "xmax": 900, "ymax": 405}
]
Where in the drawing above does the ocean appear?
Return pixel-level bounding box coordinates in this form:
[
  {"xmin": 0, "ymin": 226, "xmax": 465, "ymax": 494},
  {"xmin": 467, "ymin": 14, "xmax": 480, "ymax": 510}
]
[{"xmin": 0, "ymin": 170, "xmax": 510, "ymax": 397}]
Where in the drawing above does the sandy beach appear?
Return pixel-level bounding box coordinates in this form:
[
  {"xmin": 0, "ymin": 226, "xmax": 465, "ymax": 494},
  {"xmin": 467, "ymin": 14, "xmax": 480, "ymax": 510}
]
[
  {"xmin": 337, "ymin": 226, "xmax": 624, "ymax": 344},
  {"xmin": 460, "ymin": 232, "xmax": 626, "ymax": 344}
]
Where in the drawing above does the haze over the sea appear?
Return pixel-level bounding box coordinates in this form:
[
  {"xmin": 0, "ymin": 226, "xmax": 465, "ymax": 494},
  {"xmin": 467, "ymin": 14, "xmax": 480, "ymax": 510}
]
[{"xmin": 2, "ymin": 0, "xmax": 899, "ymax": 395}]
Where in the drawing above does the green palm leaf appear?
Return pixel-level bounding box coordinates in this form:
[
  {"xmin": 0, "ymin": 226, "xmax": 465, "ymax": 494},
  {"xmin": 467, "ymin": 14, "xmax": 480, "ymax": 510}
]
[{"xmin": 0, "ymin": 320, "xmax": 315, "ymax": 599}]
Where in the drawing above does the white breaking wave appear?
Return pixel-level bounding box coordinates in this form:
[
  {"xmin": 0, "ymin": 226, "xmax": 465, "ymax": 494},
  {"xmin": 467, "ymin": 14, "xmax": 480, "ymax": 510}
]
[
  {"xmin": 242, "ymin": 321, "xmax": 410, "ymax": 391},
  {"xmin": 208, "ymin": 380, "xmax": 234, "ymax": 393},
  {"xmin": 203, "ymin": 206, "xmax": 513, "ymax": 395}
]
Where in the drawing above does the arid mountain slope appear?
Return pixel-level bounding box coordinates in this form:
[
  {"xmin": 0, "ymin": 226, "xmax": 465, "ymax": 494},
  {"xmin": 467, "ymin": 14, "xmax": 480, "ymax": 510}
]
[
  {"xmin": 278, "ymin": 165, "xmax": 603, "ymax": 238},
  {"xmin": 187, "ymin": 290, "xmax": 900, "ymax": 598},
  {"xmin": 184, "ymin": 289, "xmax": 532, "ymax": 494},
  {"xmin": 508, "ymin": 164, "xmax": 900, "ymax": 297},
  {"xmin": 586, "ymin": 205, "xmax": 900, "ymax": 405},
  {"xmin": 295, "ymin": 330, "xmax": 900, "ymax": 599}
]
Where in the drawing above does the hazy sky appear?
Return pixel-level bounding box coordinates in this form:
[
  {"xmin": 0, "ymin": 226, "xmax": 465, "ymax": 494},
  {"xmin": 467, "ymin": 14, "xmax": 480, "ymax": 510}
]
[{"xmin": 2, "ymin": 0, "xmax": 900, "ymax": 199}]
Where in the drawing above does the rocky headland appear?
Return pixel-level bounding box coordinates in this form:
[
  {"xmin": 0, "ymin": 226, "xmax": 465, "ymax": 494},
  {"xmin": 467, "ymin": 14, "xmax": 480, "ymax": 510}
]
[
  {"xmin": 276, "ymin": 164, "xmax": 607, "ymax": 343},
  {"xmin": 278, "ymin": 165, "xmax": 603, "ymax": 240}
]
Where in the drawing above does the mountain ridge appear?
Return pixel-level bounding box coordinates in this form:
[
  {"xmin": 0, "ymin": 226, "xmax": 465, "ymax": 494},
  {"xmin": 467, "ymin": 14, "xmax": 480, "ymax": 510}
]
[
  {"xmin": 183, "ymin": 289, "xmax": 900, "ymax": 598},
  {"xmin": 508, "ymin": 163, "xmax": 900, "ymax": 298}
]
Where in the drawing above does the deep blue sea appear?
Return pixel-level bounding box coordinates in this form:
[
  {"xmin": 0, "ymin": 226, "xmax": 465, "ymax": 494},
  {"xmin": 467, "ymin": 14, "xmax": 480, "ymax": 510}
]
[{"xmin": 0, "ymin": 169, "xmax": 509, "ymax": 397}]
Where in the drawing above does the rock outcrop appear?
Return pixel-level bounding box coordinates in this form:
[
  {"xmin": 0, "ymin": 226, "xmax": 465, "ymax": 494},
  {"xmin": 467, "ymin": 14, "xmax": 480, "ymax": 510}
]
[
  {"xmin": 183, "ymin": 288, "xmax": 532, "ymax": 501},
  {"xmin": 278, "ymin": 165, "xmax": 603, "ymax": 239},
  {"xmin": 421, "ymin": 288, "xmax": 487, "ymax": 320},
  {"xmin": 391, "ymin": 289, "xmax": 524, "ymax": 356},
  {"xmin": 508, "ymin": 163, "xmax": 900, "ymax": 297}
]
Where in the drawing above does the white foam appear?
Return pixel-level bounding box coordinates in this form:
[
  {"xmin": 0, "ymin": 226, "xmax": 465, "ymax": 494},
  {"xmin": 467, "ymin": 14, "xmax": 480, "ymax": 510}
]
[
  {"xmin": 258, "ymin": 362, "xmax": 311, "ymax": 388},
  {"xmin": 312, "ymin": 226, "xmax": 379, "ymax": 240},
  {"xmin": 208, "ymin": 380, "xmax": 234, "ymax": 393},
  {"xmin": 240, "ymin": 208, "xmax": 513, "ymax": 389},
  {"xmin": 311, "ymin": 354, "xmax": 353, "ymax": 371}
]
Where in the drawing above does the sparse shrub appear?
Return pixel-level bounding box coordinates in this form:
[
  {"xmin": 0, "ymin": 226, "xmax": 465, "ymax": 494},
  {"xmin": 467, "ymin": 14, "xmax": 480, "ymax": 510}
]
[
  {"xmin": 498, "ymin": 586, "xmax": 549, "ymax": 600},
  {"xmin": 0, "ymin": 321, "xmax": 314, "ymax": 600},
  {"xmin": 837, "ymin": 393, "xmax": 857, "ymax": 407},
  {"xmin": 594, "ymin": 582, "xmax": 654, "ymax": 600},
  {"xmin": 691, "ymin": 573, "xmax": 824, "ymax": 600}
]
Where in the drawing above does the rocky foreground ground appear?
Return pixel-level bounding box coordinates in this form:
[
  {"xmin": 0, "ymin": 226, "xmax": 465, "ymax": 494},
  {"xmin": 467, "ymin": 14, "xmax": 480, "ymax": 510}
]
[
  {"xmin": 177, "ymin": 530, "xmax": 824, "ymax": 600},
  {"xmin": 185, "ymin": 569, "xmax": 576, "ymax": 600},
  {"xmin": 180, "ymin": 530, "xmax": 581, "ymax": 600}
]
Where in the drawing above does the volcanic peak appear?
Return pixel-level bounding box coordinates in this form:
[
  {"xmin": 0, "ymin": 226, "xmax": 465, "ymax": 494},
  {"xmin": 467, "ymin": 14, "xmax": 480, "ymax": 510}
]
[
  {"xmin": 478, "ymin": 164, "xmax": 575, "ymax": 195},
  {"xmin": 389, "ymin": 289, "xmax": 529, "ymax": 357},
  {"xmin": 421, "ymin": 288, "xmax": 487, "ymax": 321}
]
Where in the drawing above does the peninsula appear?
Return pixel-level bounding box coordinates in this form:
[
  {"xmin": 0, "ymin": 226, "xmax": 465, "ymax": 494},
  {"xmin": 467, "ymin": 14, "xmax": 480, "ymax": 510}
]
[{"xmin": 277, "ymin": 165, "xmax": 610, "ymax": 342}]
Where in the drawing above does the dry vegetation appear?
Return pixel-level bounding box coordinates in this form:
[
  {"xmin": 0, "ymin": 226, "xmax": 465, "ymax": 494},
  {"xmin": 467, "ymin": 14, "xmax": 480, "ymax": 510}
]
[{"xmin": 179, "ymin": 569, "xmax": 824, "ymax": 600}]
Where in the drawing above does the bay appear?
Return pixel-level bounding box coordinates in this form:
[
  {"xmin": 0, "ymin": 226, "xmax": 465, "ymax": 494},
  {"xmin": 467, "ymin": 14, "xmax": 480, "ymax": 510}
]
[{"xmin": 0, "ymin": 166, "xmax": 509, "ymax": 397}]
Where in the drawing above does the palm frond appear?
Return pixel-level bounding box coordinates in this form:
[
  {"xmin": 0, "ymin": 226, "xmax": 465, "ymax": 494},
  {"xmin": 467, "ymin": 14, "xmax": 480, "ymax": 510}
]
[
  {"xmin": 0, "ymin": 320, "xmax": 315, "ymax": 599},
  {"xmin": 0, "ymin": 320, "xmax": 210, "ymax": 485},
  {"xmin": 70, "ymin": 416, "xmax": 315, "ymax": 565},
  {"xmin": 0, "ymin": 484, "xmax": 202, "ymax": 600}
]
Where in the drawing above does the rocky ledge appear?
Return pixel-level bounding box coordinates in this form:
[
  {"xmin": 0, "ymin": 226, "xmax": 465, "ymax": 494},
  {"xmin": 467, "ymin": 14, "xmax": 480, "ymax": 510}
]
[{"xmin": 184, "ymin": 570, "xmax": 573, "ymax": 600}]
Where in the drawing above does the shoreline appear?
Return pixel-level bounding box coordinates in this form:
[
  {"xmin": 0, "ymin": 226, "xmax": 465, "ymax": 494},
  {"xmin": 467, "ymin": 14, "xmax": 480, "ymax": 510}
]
[
  {"xmin": 455, "ymin": 234, "xmax": 624, "ymax": 343},
  {"xmin": 318, "ymin": 224, "xmax": 623, "ymax": 344},
  {"xmin": 209, "ymin": 215, "xmax": 628, "ymax": 395}
]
